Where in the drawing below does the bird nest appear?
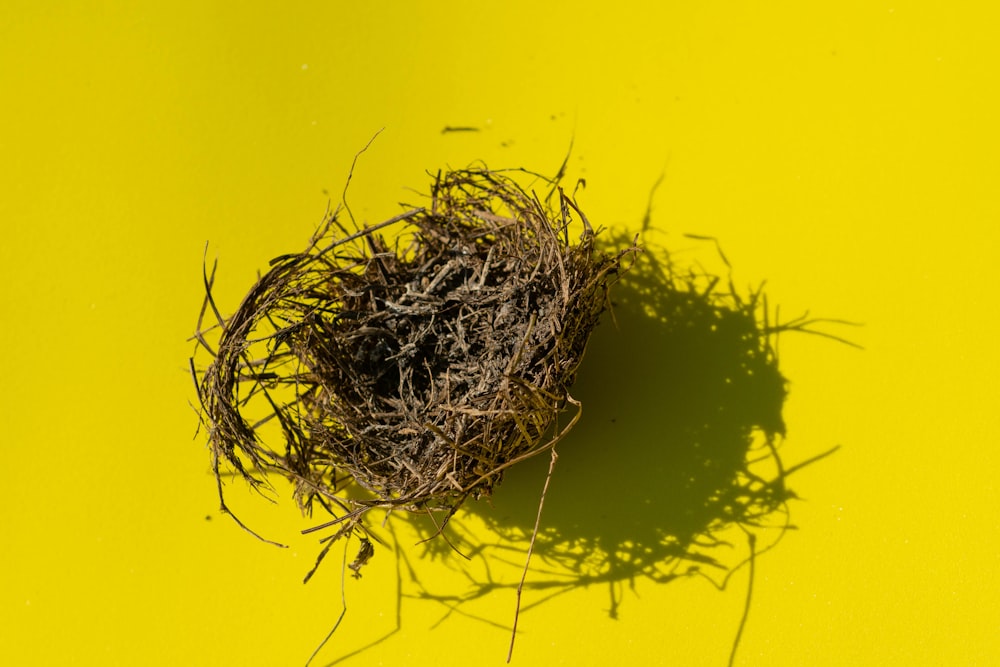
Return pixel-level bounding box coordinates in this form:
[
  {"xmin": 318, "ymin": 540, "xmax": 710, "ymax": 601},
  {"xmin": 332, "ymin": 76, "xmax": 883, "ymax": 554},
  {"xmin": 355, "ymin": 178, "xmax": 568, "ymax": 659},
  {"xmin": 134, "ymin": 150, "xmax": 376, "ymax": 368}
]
[{"xmin": 192, "ymin": 168, "xmax": 638, "ymax": 571}]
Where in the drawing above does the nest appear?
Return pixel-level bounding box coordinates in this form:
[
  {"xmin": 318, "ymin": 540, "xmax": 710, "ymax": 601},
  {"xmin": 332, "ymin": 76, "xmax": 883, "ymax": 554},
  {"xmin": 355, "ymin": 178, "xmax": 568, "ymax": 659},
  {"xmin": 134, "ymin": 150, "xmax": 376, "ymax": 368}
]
[{"xmin": 193, "ymin": 168, "xmax": 637, "ymax": 569}]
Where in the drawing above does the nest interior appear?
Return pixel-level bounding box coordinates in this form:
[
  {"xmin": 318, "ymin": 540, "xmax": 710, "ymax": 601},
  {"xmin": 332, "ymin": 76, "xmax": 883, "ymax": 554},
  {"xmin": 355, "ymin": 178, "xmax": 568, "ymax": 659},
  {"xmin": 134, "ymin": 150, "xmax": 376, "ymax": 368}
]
[{"xmin": 194, "ymin": 168, "xmax": 637, "ymax": 547}]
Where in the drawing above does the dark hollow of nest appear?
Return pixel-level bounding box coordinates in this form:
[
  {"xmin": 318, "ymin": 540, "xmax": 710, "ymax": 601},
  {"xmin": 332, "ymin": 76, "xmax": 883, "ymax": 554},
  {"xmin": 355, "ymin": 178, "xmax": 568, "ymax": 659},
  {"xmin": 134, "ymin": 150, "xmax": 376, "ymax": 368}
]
[{"xmin": 194, "ymin": 168, "xmax": 638, "ymax": 560}]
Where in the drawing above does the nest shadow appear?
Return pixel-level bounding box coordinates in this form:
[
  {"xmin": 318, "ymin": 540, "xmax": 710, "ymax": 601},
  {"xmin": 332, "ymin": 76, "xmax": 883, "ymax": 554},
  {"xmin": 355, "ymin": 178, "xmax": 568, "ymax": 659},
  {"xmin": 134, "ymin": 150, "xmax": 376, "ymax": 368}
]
[{"xmin": 408, "ymin": 233, "xmax": 831, "ymax": 618}]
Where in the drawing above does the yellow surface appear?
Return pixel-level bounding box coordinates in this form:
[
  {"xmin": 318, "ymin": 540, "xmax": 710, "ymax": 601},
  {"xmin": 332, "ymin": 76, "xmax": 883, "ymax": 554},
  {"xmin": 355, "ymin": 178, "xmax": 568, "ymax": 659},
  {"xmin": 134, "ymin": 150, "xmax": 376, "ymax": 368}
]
[{"xmin": 2, "ymin": 2, "xmax": 998, "ymax": 665}]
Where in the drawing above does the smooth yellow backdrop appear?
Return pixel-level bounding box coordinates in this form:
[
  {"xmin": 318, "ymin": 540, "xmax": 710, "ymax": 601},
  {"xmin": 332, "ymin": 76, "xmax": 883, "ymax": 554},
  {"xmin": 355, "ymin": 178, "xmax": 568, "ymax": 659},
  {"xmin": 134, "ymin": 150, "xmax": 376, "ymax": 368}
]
[{"xmin": 2, "ymin": 2, "xmax": 997, "ymax": 665}]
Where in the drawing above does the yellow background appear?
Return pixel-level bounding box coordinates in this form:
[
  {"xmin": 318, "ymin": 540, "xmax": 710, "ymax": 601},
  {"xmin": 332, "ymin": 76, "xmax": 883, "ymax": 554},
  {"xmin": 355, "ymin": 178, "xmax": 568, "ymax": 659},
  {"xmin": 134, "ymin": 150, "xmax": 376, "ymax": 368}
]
[{"xmin": 2, "ymin": 2, "xmax": 998, "ymax": 665}]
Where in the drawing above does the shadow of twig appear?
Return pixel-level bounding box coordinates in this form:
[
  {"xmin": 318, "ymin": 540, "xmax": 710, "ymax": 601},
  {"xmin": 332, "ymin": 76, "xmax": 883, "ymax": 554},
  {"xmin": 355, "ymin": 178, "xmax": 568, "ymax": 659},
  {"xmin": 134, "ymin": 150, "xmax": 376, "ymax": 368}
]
[{"xmin": 408, "ymin": 232, "xmax": 847, "ymax": 621}]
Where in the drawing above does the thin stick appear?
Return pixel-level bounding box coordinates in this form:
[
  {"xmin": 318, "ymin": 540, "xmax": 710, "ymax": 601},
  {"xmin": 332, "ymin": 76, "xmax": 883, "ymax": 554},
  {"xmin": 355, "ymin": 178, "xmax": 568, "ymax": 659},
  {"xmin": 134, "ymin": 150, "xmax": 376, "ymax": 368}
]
[
  {"xmin": 305, "ymin": 538, "xmax": 351, "ymax": 666},
  {"xmin": 316, "ymin": 209, "xmax": 423, "ymax": 255},
  {"xmin": 342, "ymin": 127, "xmax": 385, "ymax": 226},
  {"xmin": 507, "ymin": 445, "xmax": 559, "ymax": 662},
  {"xmin": 211, "ymin": 447, "xmax": 287, "ymax": 548},
  {"xmin": 201, "ymin": 244, "xmax": 228, "ymax": 332}
]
